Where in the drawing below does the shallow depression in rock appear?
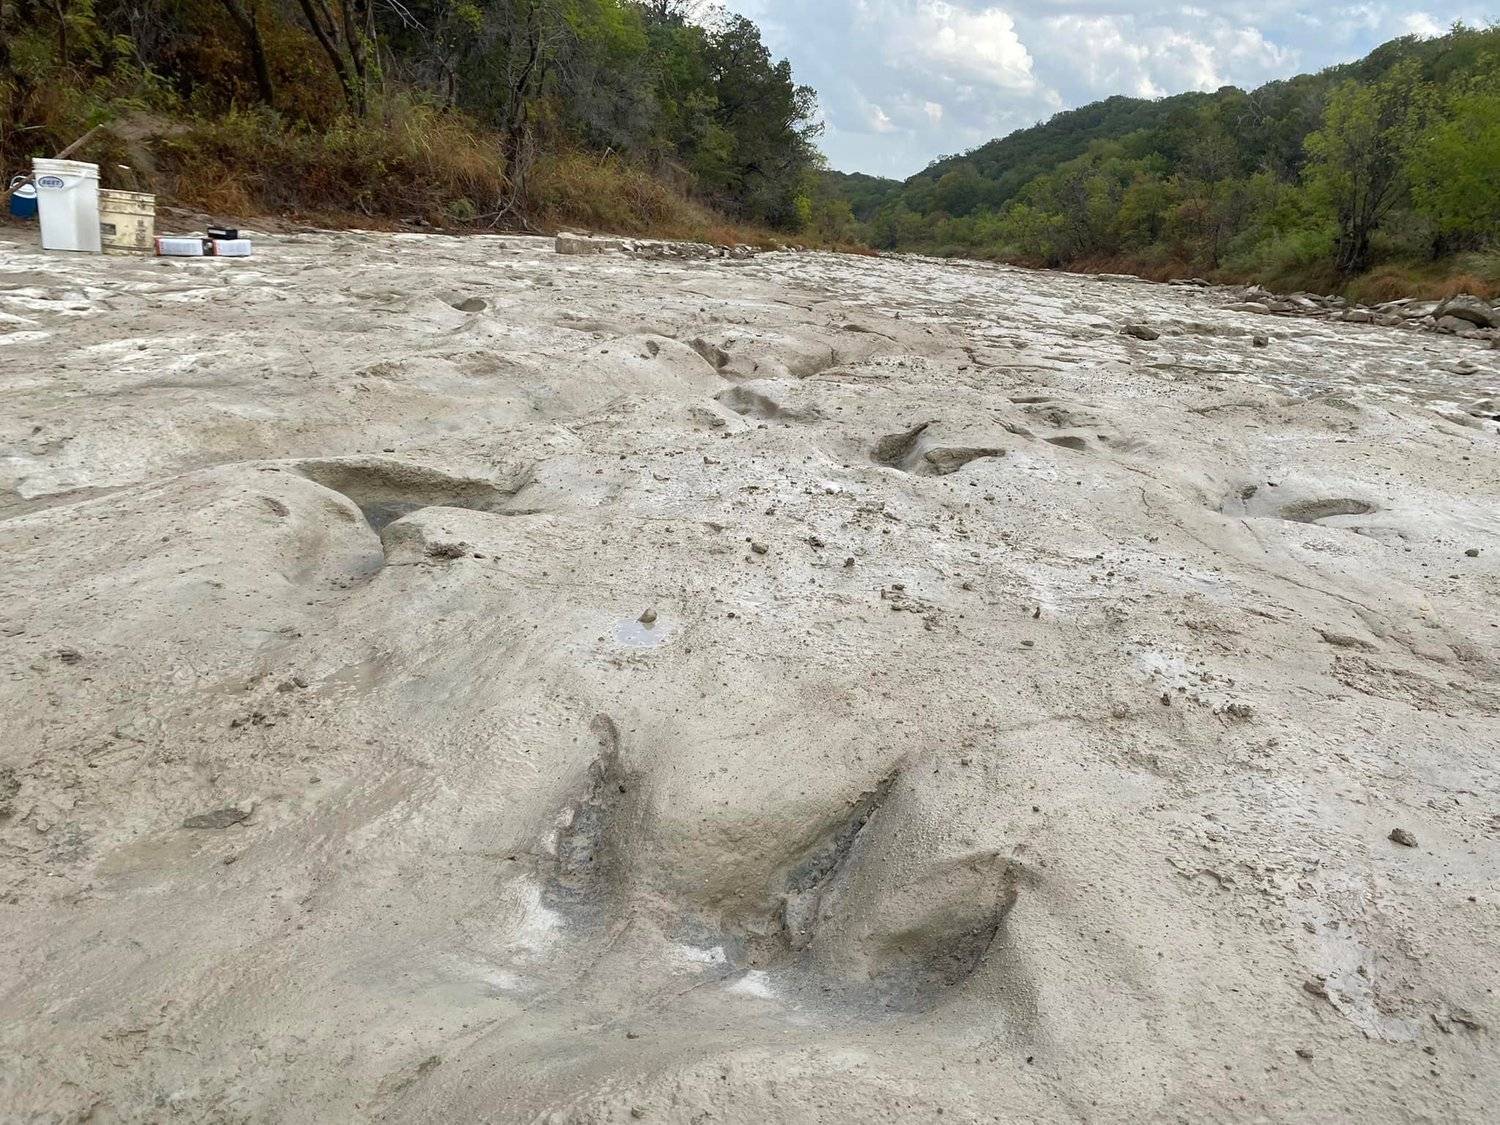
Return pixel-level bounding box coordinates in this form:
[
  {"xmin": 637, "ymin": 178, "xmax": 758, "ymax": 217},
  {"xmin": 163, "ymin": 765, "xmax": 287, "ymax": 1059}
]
[{"xmin": 613, "ymin": 618, "xmax": 670, "ymax": 648}]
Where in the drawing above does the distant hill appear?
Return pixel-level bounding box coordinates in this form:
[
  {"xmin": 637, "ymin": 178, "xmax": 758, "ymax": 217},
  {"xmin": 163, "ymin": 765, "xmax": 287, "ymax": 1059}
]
[
  {"xmin": 821, "ymin": 169, "xmax": 904, "ymax": 221},
  {"xmin": 899, "ymin": 92, "xmax": 1219, "ymax": 213},
  {"xmin": 823, "ymin": 25, "xmax": 1500, "ymax": 296}
]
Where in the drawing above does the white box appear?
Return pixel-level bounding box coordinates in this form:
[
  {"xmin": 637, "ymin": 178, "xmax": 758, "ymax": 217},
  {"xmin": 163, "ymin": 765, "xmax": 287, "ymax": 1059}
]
[{"xmin": 156, "ymin": 237, "xmax": 206, "ymax": 257}]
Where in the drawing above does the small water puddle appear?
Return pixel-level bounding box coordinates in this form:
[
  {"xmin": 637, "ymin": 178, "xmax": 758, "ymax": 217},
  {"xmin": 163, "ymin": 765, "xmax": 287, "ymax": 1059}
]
[{"xmin": 614, "ymin": 617, "xmax": 670, "ymax": 648}]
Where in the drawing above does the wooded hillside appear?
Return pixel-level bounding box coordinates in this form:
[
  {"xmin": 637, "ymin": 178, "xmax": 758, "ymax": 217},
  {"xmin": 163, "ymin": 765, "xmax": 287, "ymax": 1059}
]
[
  {"xmin": 833, "ymin": 26, "xmax": 1500, "ymax": 296},
  {"xmin": 0, "ymin": 0, "xmax": 827, "ymax": 237}
]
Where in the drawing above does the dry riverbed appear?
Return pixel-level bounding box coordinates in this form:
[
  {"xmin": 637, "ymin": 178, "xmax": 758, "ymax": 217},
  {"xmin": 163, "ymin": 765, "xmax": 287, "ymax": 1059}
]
[{"xmin": 1, "ymin": 230, "xmax": 1498, "ymax": 1122}]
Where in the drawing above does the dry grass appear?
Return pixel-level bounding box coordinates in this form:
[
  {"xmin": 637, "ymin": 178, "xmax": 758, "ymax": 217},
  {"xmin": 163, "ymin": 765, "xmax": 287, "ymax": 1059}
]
[
  {"xmin": 1344, "ymin": 266, "xmax": 1498, "ymax": 304},
  {"xmin": 155, "ymin": 119, "xmax": 852, "ymax": 251},
  {"xmin": 1066, "ymin": 255, "xmax": 1202, "ymax": 282},
  {"xmin": 159, "ymin": 101, "xmax": 507, "ymax": 223},
  {"xmin": 525, "ymin": 152, "xmax": 780, "ymax": 247},
  {"xmin": 524, "ymin": 152, "xmax": 874, "ymax": 251}
]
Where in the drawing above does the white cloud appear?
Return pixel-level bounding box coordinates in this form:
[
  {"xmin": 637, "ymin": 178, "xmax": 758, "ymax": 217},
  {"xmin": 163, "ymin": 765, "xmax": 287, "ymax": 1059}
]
[
  {"xmin": 867, "ymin": 103, "xmax": 899, "ymax": 133},
  {"xmin": 884, "ymin": 3, "xmax": 1041, "ymax": 93},
  {"xmin": 1402, "ymin": 12, "xmax": 1444, "ymax": 36},
  {"xmin": 1041, "ymin": 14, "xmax": 1294, "ymax": 101}
]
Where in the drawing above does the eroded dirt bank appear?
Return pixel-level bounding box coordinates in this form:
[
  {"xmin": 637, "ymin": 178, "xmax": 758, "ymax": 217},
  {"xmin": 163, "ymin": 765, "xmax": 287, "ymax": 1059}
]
[{"xmin": 1, "ymin": 232, "xmax": 1497, "ymax": 1122}]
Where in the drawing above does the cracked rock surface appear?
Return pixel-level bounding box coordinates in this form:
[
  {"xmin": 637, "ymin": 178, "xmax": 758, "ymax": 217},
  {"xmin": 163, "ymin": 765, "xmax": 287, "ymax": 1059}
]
[{"xmin": 1, "ymin": 231, "xmax": 1498, "ymax": 1122}]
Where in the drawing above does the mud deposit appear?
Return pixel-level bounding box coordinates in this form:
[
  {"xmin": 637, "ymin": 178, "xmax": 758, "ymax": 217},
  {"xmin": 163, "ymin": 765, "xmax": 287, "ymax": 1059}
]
[{"xmin": 1, "ymin": 231, "xmax": 1498, "ymax": 1122}]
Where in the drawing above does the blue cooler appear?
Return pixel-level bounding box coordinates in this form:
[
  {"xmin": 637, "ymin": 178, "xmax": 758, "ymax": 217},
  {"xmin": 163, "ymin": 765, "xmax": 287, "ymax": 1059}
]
[{"xmin": 8, "ymin": 177, "xmax": 37, "ymax": 220}]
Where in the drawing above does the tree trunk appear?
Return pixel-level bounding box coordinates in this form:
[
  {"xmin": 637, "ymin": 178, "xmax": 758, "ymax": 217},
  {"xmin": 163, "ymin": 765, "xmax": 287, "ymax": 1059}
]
[
  {"xmin": 295, "ymin": 0, "xmax": 362, "ymax": 113},
  {"xmin": 52, "ymin": 0, "xmax": 68, "ymax": 65},
  {"xmin": 338, "ymin": 0, "xmax": 367, "ymax": 113},
  {"xmin": 1334, "ymin": 222, "xmax": 1371, "ymax": 276},
  {"xmin": 219, "ymin": 0, "xmax": 275, "ymax": 106}
]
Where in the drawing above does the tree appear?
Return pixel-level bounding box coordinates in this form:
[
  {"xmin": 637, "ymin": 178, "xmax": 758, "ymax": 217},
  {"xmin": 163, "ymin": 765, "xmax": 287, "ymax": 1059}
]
[
  {"xmin": 638, "ymin": 0, "xmax": 710, "ymax": 22},
  {"xmin": 294, "ymin": 0, "xmax": 377, "ymax": 114},
  {"xmin": 696, "ymin": 12, "xmax": 821, "ymax": 226},
  {"xmin": 931, "ymin": 164, "xmax": 986, "ymax": 218},
  {"xmin": 1303, "ymin": 61, "xmax": 1430, "ymax": 275},
  {"xmin": 1408, "ymin": 87, "xmax": 1500, "ymax": 245},
  {"xmin": 218, "ymin": 0, "xmax": 274, "ymax": 105}
]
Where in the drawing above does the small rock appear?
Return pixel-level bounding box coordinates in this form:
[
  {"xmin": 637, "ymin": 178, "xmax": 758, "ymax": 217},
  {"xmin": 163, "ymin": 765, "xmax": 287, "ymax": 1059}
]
[
  {"xmin": 57, "ymin": 648, "xmax": 83, "ymax": 665},
  {"xmin": 1224, "ymin": 702, "xmax": 1253, "ymax": 720},
  {"xmin": 638, "ymin": 607, "xmax": 658, "ymax": 625},
  {"xmin": 1252, "ymin": 334, "xmax": 1269, "ymax": 348},
  {"xmin": 1122, "ymin": 324, "xmax": 1161, "ymax": 341},
  {"xmin": 1318, "ymin": 630, "xmax": 1378, "ymax": 652},
  {"xmin": 1295, "ymin": 1048, "xmax": 1314, "ymax": 1060},
  {"xmin": 183, "ymin": 805, "xmax": 252, "ymax": 830},
  {"xmin": 1465, "ymin": 548, "xmax": 1480, "ymax": 558},
  {"xmin": 1302, "ymin": 979, "xmax": 1328, "ymax": 999},
  {"xmin": 750, "ymin": 541, "xmax": 769, "ymax": 555},
  {"xmin": 0, "ymin": 765, "xmax": 20, "ymax": 821},
  {"xmin": 807, "ymin": 535, "xmax": 825, "ymax": 549},
  {"xmin": 1388, "ymin": 827, "xmax": 1418, "ymax": 848}
]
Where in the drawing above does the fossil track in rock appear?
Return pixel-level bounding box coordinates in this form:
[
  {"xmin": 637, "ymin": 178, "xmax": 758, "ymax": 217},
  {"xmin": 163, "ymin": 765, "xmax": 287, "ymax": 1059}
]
[
  {"xmin": 293, "ymin": 456, "xmax": 533, "ymax": 532},
  {"xmin": 871, "ymin": 421, "xmax": 1006, "ymax": 475},
  {"xmin": 714, "ymin": 385, "xmax": 825, "ymax": 423},
  {"xmin": 540, "ymin": 714, "xmax": 637, "ymax": 926}
]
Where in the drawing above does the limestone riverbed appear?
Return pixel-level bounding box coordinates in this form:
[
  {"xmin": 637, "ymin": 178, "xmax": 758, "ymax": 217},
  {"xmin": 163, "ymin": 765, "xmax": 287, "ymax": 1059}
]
[{"xmin": 1, "ymin": 230, "xmax": 1497, "ymax": 1122}]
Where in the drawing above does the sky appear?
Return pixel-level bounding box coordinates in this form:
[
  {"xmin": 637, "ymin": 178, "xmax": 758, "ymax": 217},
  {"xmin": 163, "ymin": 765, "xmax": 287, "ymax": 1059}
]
[{"xmin": 724, "ymin": 1, "xmax": 1491, "ymax": 179}]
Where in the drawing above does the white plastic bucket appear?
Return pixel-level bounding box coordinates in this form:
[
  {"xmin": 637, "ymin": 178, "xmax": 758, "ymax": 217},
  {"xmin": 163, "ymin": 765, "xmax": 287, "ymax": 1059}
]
[
  {"xmin": 34, "ymin": 158, "xmax": 101, "ymax": 253},
  {"xmin": 98, "ymin": 189, "xmax": 155, "ymax": 254}
]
